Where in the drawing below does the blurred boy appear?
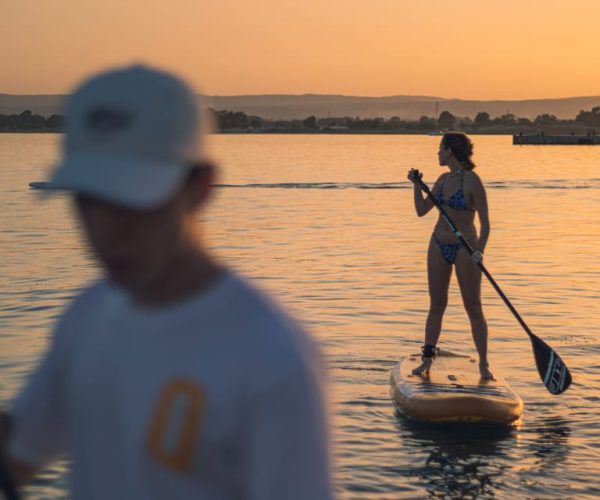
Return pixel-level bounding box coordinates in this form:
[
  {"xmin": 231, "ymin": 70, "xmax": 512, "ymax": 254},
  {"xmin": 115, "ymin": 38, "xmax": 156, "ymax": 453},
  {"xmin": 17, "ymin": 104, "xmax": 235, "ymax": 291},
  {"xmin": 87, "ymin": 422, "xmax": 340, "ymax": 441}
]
[{"xmin": 0, "ymin": 66, "xmax": 333, "ymax": 500}]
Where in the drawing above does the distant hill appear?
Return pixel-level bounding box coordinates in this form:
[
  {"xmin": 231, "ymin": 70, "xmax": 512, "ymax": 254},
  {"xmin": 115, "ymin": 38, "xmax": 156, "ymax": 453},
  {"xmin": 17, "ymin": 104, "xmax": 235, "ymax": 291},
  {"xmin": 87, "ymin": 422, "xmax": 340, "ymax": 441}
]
[
  {"xmin": 0, "ymin": 94, "xmax": 65, "ymax": 118},
  {"xmin": 1, "ymin": 93, "xmax": 599, "ymax": 120}
]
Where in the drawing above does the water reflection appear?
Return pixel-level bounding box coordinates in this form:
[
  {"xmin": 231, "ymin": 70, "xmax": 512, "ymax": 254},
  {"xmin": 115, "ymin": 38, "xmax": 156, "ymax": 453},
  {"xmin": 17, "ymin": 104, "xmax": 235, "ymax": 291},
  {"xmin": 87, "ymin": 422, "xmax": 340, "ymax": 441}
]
[
  {"xmin": 526, "ymin": 416, "xmax": 571, "ymax": 471},
  {"xmin": 391, "ymin": 413, "xmax": 574, "ymax": 498},
  {"xmin": 393, "ymin": 415, "xmax": 515, "ymax": 498}
]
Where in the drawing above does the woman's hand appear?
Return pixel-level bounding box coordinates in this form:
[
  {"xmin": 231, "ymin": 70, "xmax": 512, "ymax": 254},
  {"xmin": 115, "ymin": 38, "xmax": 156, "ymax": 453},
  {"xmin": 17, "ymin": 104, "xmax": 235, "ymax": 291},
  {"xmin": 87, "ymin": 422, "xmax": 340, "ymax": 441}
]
[
  {"xmin": 471, "ymin": 250, "xmax": 484, "ymax": 264},
  {"xmin": 407, "ymin": 168, "xmax": 422, "ymax": 185}
]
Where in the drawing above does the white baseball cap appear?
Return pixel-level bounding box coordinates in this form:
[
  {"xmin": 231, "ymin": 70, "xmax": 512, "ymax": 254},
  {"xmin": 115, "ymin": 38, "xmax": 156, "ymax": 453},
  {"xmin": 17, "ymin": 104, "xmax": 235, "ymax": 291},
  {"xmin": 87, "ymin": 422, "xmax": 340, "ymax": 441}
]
[{"xmin": 48, "ymin": 65, "xmax": 207, "ymax": 209}]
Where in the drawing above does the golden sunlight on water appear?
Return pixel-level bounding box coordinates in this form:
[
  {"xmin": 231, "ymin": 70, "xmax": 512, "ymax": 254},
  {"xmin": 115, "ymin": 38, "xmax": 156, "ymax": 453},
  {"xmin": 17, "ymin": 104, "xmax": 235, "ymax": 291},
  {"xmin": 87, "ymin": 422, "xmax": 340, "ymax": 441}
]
[{"xmin": 1, "ymin": 134, "xmax": 599, "ymax": 498}]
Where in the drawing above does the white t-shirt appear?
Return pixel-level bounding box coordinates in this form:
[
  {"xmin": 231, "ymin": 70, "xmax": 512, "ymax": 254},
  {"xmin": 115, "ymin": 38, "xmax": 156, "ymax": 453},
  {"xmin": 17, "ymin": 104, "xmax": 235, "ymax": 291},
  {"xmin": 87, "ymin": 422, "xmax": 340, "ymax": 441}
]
[{"xmin": 8, "ymin": 271, "xmax": 333, "ymax": 499}]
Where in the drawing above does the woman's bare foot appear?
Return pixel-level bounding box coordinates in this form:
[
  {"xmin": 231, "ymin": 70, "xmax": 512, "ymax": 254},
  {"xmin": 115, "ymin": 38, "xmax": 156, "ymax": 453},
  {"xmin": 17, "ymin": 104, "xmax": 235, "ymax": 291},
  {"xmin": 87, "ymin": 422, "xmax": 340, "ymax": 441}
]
[
  {"xmin": 479, "ymin": 361, "xmax": 495, "ymax": 380},
  {"xmin": 412, "ymin": 357, "xmax": 433, "ymax": 376}
]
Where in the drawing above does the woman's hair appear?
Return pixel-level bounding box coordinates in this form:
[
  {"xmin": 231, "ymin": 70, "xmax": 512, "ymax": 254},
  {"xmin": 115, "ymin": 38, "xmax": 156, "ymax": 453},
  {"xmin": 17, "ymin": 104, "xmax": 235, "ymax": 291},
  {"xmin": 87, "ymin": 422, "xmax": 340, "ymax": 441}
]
[{"xmin": 442, "ymin": 132, "xmax": 476, "ymax": 170}]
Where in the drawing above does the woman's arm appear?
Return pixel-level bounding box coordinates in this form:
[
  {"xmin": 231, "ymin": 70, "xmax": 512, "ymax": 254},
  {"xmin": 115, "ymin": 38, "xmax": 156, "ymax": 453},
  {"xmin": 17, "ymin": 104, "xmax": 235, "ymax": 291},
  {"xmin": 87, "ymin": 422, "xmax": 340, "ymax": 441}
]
[
  {"xmin": 408, "ymin": 169, "xmax": 438, "ymax": 217},
  {"xmin": 412, "ymin": 184, "xmax": 434, "ymax": 217},
  {"xmin": 470, "ymin": 173, "xmax": 490, "ymax": 252}
]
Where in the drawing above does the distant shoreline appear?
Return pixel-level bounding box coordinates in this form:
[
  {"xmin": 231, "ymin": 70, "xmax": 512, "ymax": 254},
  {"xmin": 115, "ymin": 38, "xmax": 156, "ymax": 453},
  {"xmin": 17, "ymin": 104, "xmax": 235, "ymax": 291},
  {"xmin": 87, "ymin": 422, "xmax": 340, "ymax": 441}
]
[
  {"xmin": 1, "ymin": 130, "xmax": 597, "ymax": 137},
  {"xmin": 2, "ymin": 106, "xmax": 598, "ymax": 135},
  {"xmin": 0, "ymin": 130, "xmax": 518, "ymax": 135}
]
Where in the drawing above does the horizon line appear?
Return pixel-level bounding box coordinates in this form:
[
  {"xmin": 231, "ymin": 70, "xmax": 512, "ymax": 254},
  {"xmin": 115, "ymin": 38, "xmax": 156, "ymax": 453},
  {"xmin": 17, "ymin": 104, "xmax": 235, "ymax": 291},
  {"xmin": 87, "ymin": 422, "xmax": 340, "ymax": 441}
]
[{"xmin": 1, "ymin": 92, "xmax": 600, "ymax": 102}]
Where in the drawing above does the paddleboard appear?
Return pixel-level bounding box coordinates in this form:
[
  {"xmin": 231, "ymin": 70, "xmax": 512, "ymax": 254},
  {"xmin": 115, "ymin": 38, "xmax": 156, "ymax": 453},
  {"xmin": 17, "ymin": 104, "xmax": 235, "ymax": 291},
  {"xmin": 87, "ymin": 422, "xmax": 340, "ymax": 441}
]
[{"xmin": 390, "ymin": 350, "xmax": 523, "ymax": 425}]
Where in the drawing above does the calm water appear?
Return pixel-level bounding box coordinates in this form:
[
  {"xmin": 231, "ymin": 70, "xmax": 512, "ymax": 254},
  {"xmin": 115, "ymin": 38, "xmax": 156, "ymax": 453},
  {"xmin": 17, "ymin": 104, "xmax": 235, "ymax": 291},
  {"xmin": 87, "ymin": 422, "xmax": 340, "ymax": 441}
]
[{"xmin": 1, "ymin": 134, "xmax": 599, "ymax": 498}]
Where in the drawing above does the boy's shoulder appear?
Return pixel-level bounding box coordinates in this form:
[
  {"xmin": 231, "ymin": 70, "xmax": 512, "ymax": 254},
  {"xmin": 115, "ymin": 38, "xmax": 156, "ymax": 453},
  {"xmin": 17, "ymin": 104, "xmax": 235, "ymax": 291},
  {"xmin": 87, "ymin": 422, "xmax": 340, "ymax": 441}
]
[
  {"xmin": 63, "ymin": 273, "xmax": 323, "ymax": 388},
  {"xmin": 59, "ymin": 280, "xmax": 115, "ymax": 322},
  {"xmin": 215, "ymin": 273, "xmax": 325, "ymax": 390},
  {"xmin": 222, "ymin": 272, "xmax": 315, "ymax": 349}
]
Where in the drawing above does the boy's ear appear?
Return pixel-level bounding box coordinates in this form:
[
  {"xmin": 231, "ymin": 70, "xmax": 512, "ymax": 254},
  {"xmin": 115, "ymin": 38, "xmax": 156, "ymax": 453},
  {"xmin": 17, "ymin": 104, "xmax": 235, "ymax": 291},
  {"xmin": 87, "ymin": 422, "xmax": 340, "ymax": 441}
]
[{"xmin": 186, "ymin": 161, "xmax": 215, "ymax": 208}]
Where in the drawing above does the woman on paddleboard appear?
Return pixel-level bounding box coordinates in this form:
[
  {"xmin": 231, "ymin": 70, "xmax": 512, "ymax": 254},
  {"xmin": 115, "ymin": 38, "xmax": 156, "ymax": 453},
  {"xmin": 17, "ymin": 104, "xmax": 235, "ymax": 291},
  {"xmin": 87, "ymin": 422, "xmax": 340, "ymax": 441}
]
[{"xmin": 407, "ymin": 132, "xmax": 493, "ymax": 380}]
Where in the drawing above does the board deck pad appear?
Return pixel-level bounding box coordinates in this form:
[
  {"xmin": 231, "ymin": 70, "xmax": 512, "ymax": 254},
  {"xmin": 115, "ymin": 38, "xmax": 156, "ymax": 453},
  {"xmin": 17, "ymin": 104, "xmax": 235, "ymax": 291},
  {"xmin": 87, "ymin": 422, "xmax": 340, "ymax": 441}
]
[{"xmin": 390, "ymin": 350, "xmax": 523, "ymax": 425}]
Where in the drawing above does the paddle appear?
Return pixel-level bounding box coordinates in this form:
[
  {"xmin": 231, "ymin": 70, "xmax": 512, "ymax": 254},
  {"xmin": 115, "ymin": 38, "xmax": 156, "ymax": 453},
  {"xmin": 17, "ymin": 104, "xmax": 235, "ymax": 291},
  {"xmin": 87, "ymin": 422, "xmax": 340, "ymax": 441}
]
[{"xmin": 411, "ymin": 169, "xmax": 572, "ymax": 395}]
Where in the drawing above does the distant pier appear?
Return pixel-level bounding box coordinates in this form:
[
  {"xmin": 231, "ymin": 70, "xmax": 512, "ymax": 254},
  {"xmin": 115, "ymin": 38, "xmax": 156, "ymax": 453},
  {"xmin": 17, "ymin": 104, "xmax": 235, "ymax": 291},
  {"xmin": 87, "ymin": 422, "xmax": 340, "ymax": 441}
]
[{"xmin": 513, "ymin": 134, "xmax": 600, "ymax": 145}]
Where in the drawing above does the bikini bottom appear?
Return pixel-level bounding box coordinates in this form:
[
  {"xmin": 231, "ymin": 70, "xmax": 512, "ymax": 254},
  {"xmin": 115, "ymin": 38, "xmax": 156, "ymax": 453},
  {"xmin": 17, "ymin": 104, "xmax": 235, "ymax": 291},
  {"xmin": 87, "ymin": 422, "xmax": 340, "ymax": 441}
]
[{"xmin": 433, "ymin": 234, "xmax": 463, "ymax": 264}]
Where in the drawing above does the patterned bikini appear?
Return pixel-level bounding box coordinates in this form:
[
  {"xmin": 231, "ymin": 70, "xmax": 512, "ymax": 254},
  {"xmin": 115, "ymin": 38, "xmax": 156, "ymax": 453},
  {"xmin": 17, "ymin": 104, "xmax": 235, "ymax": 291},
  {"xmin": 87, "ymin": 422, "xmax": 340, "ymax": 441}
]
[{"xmin": 433, "ymin": 170, "xmax": 475, "ymax": 264}]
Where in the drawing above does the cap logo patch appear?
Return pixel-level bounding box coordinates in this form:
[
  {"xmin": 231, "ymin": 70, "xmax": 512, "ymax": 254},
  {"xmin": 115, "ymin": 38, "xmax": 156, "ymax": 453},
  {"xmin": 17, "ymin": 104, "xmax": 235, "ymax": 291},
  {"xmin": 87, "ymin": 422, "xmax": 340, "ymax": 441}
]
[{"xmin": 86, "ymin": 107, "xmax": 134, "ymax": 139}]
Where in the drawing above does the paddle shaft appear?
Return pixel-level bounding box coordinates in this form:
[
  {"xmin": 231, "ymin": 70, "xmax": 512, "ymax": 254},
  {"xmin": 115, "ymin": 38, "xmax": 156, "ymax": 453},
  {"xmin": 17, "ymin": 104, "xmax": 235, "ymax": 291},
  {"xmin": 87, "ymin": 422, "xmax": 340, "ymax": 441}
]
[{"xmin": 416, "ymin": 177, "xmax": 538, "ymax": 341}]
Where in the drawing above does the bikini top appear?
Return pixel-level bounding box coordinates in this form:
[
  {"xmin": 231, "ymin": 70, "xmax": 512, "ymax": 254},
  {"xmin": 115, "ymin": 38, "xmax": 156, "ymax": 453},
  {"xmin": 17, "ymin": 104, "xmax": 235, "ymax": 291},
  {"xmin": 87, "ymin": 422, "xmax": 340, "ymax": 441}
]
[{"xmin": 436, "ymin": 170, "xmax": 475, "ymax": 211}]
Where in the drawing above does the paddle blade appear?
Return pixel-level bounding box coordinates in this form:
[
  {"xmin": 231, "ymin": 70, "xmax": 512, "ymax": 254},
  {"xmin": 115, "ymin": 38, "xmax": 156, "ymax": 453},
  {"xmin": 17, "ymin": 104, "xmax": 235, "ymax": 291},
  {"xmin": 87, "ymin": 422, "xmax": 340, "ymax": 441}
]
[{"xmin": 530, "ymin": 334, "xmax": 572, "ymax": 395}]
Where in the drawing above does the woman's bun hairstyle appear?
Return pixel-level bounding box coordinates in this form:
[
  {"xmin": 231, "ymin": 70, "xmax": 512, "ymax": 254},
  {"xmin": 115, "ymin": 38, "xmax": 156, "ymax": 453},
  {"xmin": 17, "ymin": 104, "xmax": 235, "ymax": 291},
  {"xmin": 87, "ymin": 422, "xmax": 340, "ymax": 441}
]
[{"xmin": 442, "ymin": 132, "xmax": 475, "ymax": 170}]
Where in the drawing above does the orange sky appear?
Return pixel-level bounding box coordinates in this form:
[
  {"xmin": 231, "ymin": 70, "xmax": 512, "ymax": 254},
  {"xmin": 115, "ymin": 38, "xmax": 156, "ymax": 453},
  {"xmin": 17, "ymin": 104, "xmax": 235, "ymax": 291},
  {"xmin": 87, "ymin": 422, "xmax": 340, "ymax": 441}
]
[{"xmin": 2, "ymin": 0, "xmax": 599, "ymax": 99}]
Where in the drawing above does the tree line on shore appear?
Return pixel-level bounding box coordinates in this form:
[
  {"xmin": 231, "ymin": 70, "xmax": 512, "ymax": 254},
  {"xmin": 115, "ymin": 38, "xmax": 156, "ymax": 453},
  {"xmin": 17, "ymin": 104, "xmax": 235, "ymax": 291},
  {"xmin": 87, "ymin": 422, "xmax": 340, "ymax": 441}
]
[
  {"xmin": 214, "ymin": 107, "xmax": 600, "ymax": 134},
  {"xmin": 0, "ymin": 110, "xmax": 64, "ymax": 132},
  {"xmin": 2, "ymin": 106, "xmax": 599, "ymax": 134}
]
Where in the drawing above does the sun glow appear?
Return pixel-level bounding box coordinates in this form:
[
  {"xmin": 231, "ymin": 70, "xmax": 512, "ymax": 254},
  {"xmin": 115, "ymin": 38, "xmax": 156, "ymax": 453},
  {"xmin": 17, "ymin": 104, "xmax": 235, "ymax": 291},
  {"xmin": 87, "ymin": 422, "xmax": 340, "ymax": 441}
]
[{"xmin": 2, "ymin": 0, "xmax": 599, "ymax": 99}]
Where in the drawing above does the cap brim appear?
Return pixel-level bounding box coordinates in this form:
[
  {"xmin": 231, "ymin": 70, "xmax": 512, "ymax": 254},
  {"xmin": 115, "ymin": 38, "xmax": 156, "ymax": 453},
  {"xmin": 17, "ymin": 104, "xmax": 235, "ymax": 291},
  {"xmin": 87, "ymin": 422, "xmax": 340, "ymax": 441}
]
[{"xmin": 47, "ymin": 154, "xmax": 189, "ymax": 209}]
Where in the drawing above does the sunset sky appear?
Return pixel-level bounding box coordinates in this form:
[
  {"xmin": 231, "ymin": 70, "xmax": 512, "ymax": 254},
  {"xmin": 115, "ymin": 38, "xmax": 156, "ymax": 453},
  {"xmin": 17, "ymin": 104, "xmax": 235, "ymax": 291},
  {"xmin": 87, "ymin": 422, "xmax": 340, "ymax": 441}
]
[{"xmin": 2, "ymin": 0, "xmax": 599, "ymax": 99}]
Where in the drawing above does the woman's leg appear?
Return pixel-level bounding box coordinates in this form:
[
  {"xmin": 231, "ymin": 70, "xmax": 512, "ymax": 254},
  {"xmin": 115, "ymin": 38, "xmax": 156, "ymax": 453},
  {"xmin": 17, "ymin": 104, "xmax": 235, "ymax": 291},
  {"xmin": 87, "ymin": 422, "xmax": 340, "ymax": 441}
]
[
  {"xmin": 455, "ymin": 244, "xmax": 494, "ymax": 379},
  {"xmin": 412, "ymin": 237, "xmax": 453, "ymax": 375}
]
